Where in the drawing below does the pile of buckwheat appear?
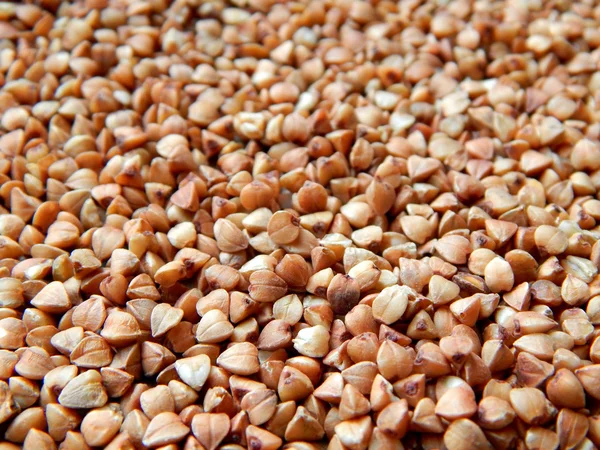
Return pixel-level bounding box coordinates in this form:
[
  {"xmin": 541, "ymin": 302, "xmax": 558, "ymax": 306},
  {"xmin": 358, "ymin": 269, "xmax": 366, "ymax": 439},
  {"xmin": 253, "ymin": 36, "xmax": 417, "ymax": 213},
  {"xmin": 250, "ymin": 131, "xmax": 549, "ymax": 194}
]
[{"xmin": 2, "ymin": 0, "xmax": 600, "ymax": 449}]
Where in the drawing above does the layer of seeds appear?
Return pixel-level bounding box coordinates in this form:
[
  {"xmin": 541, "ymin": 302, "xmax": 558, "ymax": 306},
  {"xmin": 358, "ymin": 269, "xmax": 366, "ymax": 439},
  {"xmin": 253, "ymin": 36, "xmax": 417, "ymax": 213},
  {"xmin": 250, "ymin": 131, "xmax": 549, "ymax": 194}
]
[{"xmin": 2, "ymin": 0, "xmax": 600, "ymax": 449}]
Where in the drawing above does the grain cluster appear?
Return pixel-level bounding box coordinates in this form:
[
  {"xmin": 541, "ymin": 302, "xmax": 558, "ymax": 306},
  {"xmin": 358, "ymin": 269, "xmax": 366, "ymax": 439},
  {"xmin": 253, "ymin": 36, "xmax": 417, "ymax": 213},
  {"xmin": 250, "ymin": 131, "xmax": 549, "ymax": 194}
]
[{"xmin": 1, "ymin": 0, "xmax": 600, "ymax": 449}]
